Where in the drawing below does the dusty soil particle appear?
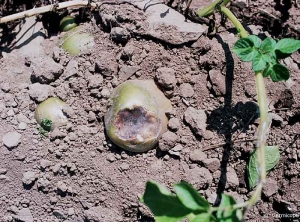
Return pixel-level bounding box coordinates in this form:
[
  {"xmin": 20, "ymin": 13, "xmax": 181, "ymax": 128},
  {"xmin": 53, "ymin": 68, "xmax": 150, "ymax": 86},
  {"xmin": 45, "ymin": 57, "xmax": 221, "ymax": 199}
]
[
  {"xmin": 155, "ymin": 67, "xmax": 177, "ymax": 90},
  {"xmin": 2, "ymin": 131, "xmax": 22, "ymax": 148},
  {"xmin": 167, "ymin": 117, "xmax": 180, "ymax": 131},
  {"xmin": 95, "ymin": 53, "xmax": 118, "ymax": 77},
  {"xmin": 224, "ymin": 167, "xmax": 240, "ymax": 189},
  {"xmin": 28, "ymin": 83, "xmax": 54, "ymax": 102},
  {"xmin": 31, "ymin": 56, "xmax": 64, "ymax": 84},
  {"xmin": 118, "ymin": 65, "xmax": 140, "ymax": 82},
  {"xmin": 180, "ymin": 83, "xmax": 194, "ymax": 97},
  {"xmin": 22, "ymin": 171, "xmax": 36, "ymax": 186},
  {"xmin": 202, "ymin": 158, "xmax": 221, "ymax": 173},
  {"xmin": 208, "ymin": 69, "xmax": 226, "ymax": 96},
  {"xmin": 184, "ymin": 107, "xmax": 207, "ymax": 137},
  {"xmin": 110, "ymin": 27, "xmax": 131, "ymax": 43},
  {"xmin": 158, "ymin": 131, "xmax": 178, "ymax": 152},
  {"xmin": 189, "ymin": 149, "xmax": 207, "ymax": 163},
  {"xmin": 183, "ymin": 166, "xmax": 213, "ymax": 190},
  {"xmin": 263, "ymin": 178, "xmax": 279, "ymax": 197}
]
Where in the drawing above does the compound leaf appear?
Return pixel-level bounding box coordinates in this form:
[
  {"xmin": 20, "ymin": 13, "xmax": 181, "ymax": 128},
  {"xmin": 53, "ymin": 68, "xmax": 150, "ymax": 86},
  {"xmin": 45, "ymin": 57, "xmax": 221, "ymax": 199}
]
[
  {"xmin": 275, "ymin": 38, "xmax": 300, "ymax": 54},
  {"xmin": 233, "ymin": 38, "xmax": 258, "ymax": 62},
  {"xmin": 141, "ymin": 180, "xmax": 192, "ymax": 222},
  {"xmin": 248, "ymin": 146, "xmax": 280, "ymax": 189},
  {"xmin": 247, "ymin": 35, "xmax": 262, "ymax": 48},
  {"xmin": 216, "ymin": 194, "xmax": 243, "ymax": 222},
  {"xmin": 191, "ymin": 213, "xmax": 216, "ymax": 222},
  {"xmin": 260, "ymin": 37, "xmax": 276, "ymax": 53},
  {"xmin": 174, "ymin": 181, "xmax": 210, "ymax": 211},
  {"xmin": 252, "ymin": 53, "xmax": 267, "ymax": 71},
  {"xmin": 262, "ymin": 63, "xmax": 290, "ymax": 82}
]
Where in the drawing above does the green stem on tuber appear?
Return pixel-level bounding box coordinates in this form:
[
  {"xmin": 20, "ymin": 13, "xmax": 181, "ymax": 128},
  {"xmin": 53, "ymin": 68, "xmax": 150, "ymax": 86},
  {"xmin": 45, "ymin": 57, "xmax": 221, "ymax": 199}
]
[
  {"xmin": 210, "ymin": 1, "xmax": 269, "ymax": 214},
  {"xmin": 196, "ymin": 0, "xmax": 231, "ymax": 17}
]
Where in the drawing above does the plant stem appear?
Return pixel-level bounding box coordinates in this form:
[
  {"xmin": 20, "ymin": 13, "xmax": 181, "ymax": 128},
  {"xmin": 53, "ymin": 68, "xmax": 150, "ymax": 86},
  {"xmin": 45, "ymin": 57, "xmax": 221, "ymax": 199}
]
[
  {"xmin": 0, "ymin": 0, "xmax": 97, "ymax": 23},
  {"xmin": 196, "ymin": 0, "xmax": 231, "ymax": 17},
  {"xmin": 212, "ymin": 2, "xmax": 269, "ymax": 215},
  {"xmin": 219, "ymin": 6, "xmax": 248, "ymax": 38}
]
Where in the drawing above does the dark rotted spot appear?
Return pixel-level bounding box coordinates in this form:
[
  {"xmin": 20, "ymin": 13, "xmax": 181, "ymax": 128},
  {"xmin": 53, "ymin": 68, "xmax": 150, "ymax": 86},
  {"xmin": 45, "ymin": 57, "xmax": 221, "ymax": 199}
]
[{"xmin": 114, "ymin": 106, "xmax": 160, "ymax": 142}]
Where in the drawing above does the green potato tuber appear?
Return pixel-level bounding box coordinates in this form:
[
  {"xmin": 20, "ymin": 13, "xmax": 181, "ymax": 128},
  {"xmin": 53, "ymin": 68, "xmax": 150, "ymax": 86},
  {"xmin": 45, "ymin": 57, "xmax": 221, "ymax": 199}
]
[
  {"xmin": 60, "ymin": 16, "xmax": 78, "ymax": 32},
  {"xmin": 59, "ymin": 26, "xmax": 95, "ymax": 55},
  {"xmin": 35, "ymin": 97, "xmax": 68, "ymax": 131},
  {"xmin": 104, "ymin": 80, "xmax": 172, "ymax": 152}
]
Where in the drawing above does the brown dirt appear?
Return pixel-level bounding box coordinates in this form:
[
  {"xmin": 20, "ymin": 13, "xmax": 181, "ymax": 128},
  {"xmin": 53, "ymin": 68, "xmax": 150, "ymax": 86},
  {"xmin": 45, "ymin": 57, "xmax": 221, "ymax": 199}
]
[{"xmin": 0, "ymin": 1, "xmax": 299, "ymax": 222}]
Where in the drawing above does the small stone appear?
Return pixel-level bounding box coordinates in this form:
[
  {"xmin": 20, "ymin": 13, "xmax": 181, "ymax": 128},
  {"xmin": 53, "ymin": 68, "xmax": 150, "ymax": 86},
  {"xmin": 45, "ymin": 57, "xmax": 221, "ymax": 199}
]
[
  {"xmin": 225, "ymin": 167, "xmax": 239, "ymax": 188},
  {"xmin": 53, "ymin": 209, "xmax": 66, "ymax": 219},
  {"xmin": 203, "ymin": 158, "xmax": 221, "ymax": 173},
  {"xmin": 158, "ymin": 131, "xmax": 178, "ymax": 152},
  {"xmin": 168, "ymin": 118, "xmax": 180, "ymax": 131},
  {"xmin": 18, "ymin": 122, "xmax": 27, "ymax": 130},
  {"xmin": 101, "ymin": 88, "xmax": 110, "ymax": 98},
  {"xmin": 87, "ymin": 75, "xmax": 103, "ymax": 89},
  {"xmin": 189, "ymin": 149, "xmax": 207, "ymax": 163},
  {"xmin": 57, "ymin": 181, "xmax": 68, "ymax": 193},
  {"xmin": 28, "ymin": 83, "xmax": 54, "ymax": 102},
  {"xmin": 184, "ymin": 166, "xmax": 212, "ymax": 190},
  {"xmin": 180, "ymin": 83, "xmax": 194, "ymax": 97},
  {"xmin": 270, "ymin": 113, "xmax": 283, "ymax": 124},
  {"xmin": 209, "ymin": 69, "xmax": 225, "ymax": 96},
  {"xmin": 120, "ymin": 44, "xmax": 135, "ymax": 61},
  {"xmin": 263, "ymin": 178, "xmax": 278, "ymax": 197},
  {"xmin": 31, "ymin": 56, "xmax": 64, "ymax": 83},
  {"xmin": 63, "ymin": 60, "xmax": 78, "ymax": 80},
  {"xmin": 2, "ymin": 131, "xmax": 22, "ymax": 148},
  {"xmin": 50, "ymin": 196, "xmax": 58, "ymax": 204},
  {"xmin": 0, "ymin": 175, "xmax": 11, "ymax": 182},
  {"xmin": 1, "ymin": 82, "xmax": 11, "ymax": 92},
  {"xmin": 172, "ymin": 144, "xmax": 183, "ymax": 152},
  {"xmin": 106, "ymin": 153, "xmax": 116, "ymax": 162},
  {"xmin": 155, "ymin": 67, "xmax": 177, "ymax": 90},
  {"xmin": 13, "ymin": 208, "xmax": 34, "ymax": 222},
  {"xmin": 0, "ymin": 168, "xmax": 7, "ymax": 174},
  {"xmin": 95, "ymin": 53, "xmax": 118, "ymax": 77},
  {"xmin": 22, "ymin": 171, "xmax": 36, "ymax": 185},
  {"xmin": 37, "ymin": 178, "xmax": 50, "ymax": 192},
  {"xmin": 50, "ymin": 128, "xmax": 67, "ymax": 140},
  {"xmin": 40, "ymin": 159, "xmax": 52, "ymax": 169},
  {"xmin": 68, "ymin": 208, "xmax": 75, "ymax": 216},
  {"xmin": 7, "ymin": 109, "xmax": 14, "ymax": 116},
  {"xmin": 244, "ymin": 81, "xmax": 256, "ymax": 97},
  {"xmin": 119, "ymin": 162, "xmax": 130, "ymax": 171},
  {"xmin": 53, "ymin": 46, "xmax": 61, "ymax": 62},
  {"xmin": 118, "ymin": 65, "xmax": 140, "ymax": 82},
  {"xmin": 52, "ymin": 163, "xmax": 61, "ymax": 173},
  {"xmin": 184, "ymin": 107, "xmax": 207, "ymax": 137},
  {"xmin": 110, "ymin": 27, "xmax": 130, "ymax": 43}
]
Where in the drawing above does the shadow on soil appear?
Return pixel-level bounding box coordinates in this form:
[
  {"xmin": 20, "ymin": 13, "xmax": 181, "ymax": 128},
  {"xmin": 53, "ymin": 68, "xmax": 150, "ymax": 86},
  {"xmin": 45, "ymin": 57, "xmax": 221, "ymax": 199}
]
[{"xmin": 206, "ymin": 34, "xmax": 259, "ymax": 205}]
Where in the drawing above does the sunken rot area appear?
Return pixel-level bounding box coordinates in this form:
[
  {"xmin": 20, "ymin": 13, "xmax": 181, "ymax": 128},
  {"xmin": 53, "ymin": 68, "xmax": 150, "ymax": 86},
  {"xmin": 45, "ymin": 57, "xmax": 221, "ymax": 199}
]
[{"xmin": 104, "ymin": 80, "xmax": 171, "ymax": 152}]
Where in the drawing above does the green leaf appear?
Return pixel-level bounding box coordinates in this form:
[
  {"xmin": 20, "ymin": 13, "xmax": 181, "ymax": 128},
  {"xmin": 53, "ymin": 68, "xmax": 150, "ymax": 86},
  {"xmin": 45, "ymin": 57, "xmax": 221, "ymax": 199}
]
[
  {"xmin": 260, "ymin": 37, "xmax": 276, "ymax": 53},
  {"xmin": 141, "ymin": 180, "xmax": 192, "ymax": 222},
  {"xmin": 216, "ymin": 194, "xmax": 243, "ymax": 222},
  {"xmin": 191, "ymin": 213, "xmax": 216, "ymax": 222},
  {"xmin": 174, "ymin": 181, "xmax": 210, "ymax": 211},
  {"xmin": 262, "ymin": 63, "xmax": 290, "ymax": 82},
  {"xmin": 247, "ymin": 146, "xmax": 280, "ymax": 189},
  {"xmin": 247, "ymin": 35, "xmax": 261, "ymax": 48},
  {"xmin": 261, "ymin": 54, "xmax": 274, "ymax": 63},
  {"xmin": 41, "ymin": 118, "xmax": 52, "ymax": 131},
  {"xmin": 233, "ymin": 38, "xmax": 258, "ymax": 62},
  {"xmin": 275, "ymin": 38, "xmax": 300, "ymax": 54},
  {"xmin": 252, "ymin": 53, "xmax": 267, "ymax": 71}
]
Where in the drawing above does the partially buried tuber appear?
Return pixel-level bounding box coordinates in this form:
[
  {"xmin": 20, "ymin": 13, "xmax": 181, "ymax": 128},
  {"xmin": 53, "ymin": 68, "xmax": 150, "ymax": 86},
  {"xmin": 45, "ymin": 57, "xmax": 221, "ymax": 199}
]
[{"xmin": 105, "ymin": 80, "xmax": 172, "ymax": 152}]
